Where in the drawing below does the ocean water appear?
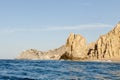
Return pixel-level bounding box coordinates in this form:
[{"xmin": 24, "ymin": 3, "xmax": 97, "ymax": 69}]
[{"xmin": 0, "ymin": 60, "xmax": 120, "ymax": 80}]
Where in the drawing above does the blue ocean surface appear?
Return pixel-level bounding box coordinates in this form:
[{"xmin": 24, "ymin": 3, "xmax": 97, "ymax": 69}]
[{"xmin": 0, "ymin": 60, "xmax": 120, "ymax": 80}]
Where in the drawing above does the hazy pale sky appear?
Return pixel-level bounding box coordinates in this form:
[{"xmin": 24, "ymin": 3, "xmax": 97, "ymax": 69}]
[{"xmin": 0, "ymin": 0, "xmax": 120, "ymax": 59}]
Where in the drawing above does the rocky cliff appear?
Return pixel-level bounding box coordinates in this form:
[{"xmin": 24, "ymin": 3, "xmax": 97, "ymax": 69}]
[
  {"xmin": 87, "ymin": 22, "xmax": 120, "ymax": 60},
  {"xmin": 17, "ymin": 22, "xmax": 120, "ymax": 61}
]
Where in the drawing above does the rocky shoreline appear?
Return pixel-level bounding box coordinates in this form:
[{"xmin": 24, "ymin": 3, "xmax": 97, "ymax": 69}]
[{"xmin": 17, "ymin": 22, "xmax": 120, "ymax": 61}]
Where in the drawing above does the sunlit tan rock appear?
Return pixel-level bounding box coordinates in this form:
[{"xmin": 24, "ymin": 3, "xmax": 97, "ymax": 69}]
[
  {"xmin": 60, "ymin": 33, "xmax": 87, "ymax": 60},
  {"xmin": 87, "ymin": 22, "xmax": 120, "ymax": 59},
  {"xmin": 17, "ymin": 45, "xmax": 65, "ymax": 60},
  {"xmin": 17, "ymin": 22, "xmax": 120, "ymax": 61}
]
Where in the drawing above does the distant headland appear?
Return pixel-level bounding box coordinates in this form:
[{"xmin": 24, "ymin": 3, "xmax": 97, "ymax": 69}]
[{"xmin": 17, "ymin": 22, "xmax": 120, "ymax": 61}]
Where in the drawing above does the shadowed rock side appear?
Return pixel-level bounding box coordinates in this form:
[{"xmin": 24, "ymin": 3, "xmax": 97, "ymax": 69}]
[{"xmin": 17, "ymin": 22, "xmax": 120, "ymax": 61}]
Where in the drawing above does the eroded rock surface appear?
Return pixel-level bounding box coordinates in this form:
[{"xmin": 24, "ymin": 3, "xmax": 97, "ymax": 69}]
[
  {"xmin": 87, "ymin": 23, "xmax": 120, "ymax": 59},
  {"xmin": 17, "ymin": 22, "xmax": 120, "ymax": 61},
  {"xmin": 60, "ymin": 33, "xmax": 87, "ymax": 60},
  {"xmin": 17, "ymin": 45, "xmax": 65, "ymax": 60}
]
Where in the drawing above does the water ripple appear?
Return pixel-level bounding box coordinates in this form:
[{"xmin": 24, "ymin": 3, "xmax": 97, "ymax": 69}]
[{"xmin": 0, "ymin": 60, "xmax": 120, "ymax": 80}]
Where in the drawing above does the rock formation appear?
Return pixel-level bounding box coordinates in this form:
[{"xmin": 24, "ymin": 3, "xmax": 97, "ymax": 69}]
[
  {"xmin": 17, "ymin": 22, "xmax": 120, "ymax": 61},
  {"xmin": 17, "ymin": 45, "xmax": 66, "ymax": 60},
  {"xmin": 87, "ymin": 22, "xmax": 120, "ymax": 60},
  {"xmin": 60, "ymin": 33, "xmax": 87, "ymax": 60},
  {"xmin": 17, "ymin": 49, "xmax": 42, "ymax": 60}
]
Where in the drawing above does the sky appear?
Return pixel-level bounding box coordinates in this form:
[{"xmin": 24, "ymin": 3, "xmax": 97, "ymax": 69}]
[{"xmin": 0, "ymin": 0, "xmax": 120, "ymax": 59}]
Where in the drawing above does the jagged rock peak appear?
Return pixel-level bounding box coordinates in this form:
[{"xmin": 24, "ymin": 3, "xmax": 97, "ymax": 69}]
[
  {"xmin": 68, "ymin": 33, "xmax": 85, "ymax": 39},
  {"xmin": 88, "ymin": 22, "xmax": 120, "ymax": 59},
  {"xmin": 66, "ymin": 33, "xmax": 85, "ymax": 45},
  {"xmin": 61, "ymin": 33, "xmax": 87, "ymax": 60},
  {"xmin": 113, "ymin": 22, "xmax": 120, "ymax": 33},
  {"xmin": 66, "ymin": 33, "xmax": 86, "ymax": 48}
]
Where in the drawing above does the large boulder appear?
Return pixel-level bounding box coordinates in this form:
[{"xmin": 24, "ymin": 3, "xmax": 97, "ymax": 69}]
[{"xmin": 60, "ymin": 33, "xmax": 87, "ymax": 60}]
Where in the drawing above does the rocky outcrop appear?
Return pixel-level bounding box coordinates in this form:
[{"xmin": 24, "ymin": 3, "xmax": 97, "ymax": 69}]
[
  {"xmin": 60, "ymin": 33, "xmax": 87, "ymax": 60},
  {"xmin": 17, "ymin": 45, "xmax": 66, "ymax": 60},
  {"xmin": 87, "ymin": 22, "xmax": 120, "ymax": 60},
  {"xmin": 61, "ymin": 22, "xmax": 120, "ymax": 60},
  {"xmin": 45, "ymin": 45, "xmax": 66, "ymax": 60},
  {"xmin": 17, "ymin": 22, "xmax": 120, "ymax": 61},
  {"xmin": 17, "ymin": 49, "xmax": 41, "ymax": 60}
]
